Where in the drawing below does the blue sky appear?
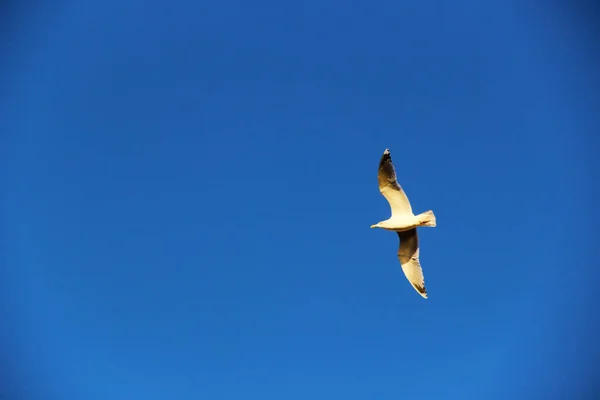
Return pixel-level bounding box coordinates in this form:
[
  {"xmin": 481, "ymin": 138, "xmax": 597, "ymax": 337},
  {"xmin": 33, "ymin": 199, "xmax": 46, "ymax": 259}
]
[{"xmin": 1, "ymin": 1, "xmax": 598, "ymax": 399}]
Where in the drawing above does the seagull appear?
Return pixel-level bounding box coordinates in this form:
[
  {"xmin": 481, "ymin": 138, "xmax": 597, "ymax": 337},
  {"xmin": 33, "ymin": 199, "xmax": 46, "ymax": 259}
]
[{"xmin": 370, "ymin": 148, "xmax": 436, "ymax": 299}]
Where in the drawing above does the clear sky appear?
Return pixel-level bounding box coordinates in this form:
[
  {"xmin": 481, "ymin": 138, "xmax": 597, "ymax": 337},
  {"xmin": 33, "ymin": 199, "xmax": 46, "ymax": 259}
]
[{"xmin": 1, "ymin": 1, "xmax": 598, "ymax": 399}]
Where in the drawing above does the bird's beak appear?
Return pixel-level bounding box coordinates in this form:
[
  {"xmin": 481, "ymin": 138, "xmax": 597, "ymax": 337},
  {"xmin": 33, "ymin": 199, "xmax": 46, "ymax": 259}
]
[{"xmin": 370, "ymin": 224, "xmax": 377, "ymax": 228}]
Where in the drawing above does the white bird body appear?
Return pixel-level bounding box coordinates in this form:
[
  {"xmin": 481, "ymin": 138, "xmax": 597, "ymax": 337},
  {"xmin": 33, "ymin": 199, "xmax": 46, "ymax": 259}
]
[
  {"xmin": 371, "ymin": 148, "xmax": 436, "ymax": 299},
  {"xmin": 370, "ymin": 211, "xmax": 435, "ymax": 232}
]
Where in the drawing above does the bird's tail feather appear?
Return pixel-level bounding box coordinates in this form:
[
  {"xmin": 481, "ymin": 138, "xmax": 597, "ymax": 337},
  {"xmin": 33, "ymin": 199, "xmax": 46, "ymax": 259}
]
[{"xmin": 417, "ymin": 210, "xmax": 436, "ymax": 227}]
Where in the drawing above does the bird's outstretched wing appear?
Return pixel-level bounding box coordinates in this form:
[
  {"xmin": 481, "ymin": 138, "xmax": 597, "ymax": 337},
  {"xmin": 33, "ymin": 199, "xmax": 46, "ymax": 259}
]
[
  {"xmin": 397, "ymin": 229, "xmax": 428, "ymax": 299},
  {"xmin": 378, "ymin": 149, "xmax": 413, "ymax": 217}
]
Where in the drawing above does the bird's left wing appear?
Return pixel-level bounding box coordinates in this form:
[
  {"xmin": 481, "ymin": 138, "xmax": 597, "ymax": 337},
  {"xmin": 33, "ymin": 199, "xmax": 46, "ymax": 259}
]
[{"xmin": 378, "ymin": 149, "xmax": 413, "ymax": 217}]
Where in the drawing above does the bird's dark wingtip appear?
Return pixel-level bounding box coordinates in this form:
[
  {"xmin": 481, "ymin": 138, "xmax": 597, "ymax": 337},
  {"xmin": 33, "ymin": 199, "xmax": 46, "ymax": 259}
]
[
  {"xmin": 414, "ymin": 284, "xmax": 428, "ymax": 299},
  {"xmin": 379, "ymin": 149, "xmax": 391, "ymax": 165}
]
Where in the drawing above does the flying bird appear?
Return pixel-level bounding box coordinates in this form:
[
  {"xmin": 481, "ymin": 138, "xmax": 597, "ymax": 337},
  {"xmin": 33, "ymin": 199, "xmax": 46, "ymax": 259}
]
[{"xmin": 370, "ymin": 148, "xmax": 436, "ymax": 299}]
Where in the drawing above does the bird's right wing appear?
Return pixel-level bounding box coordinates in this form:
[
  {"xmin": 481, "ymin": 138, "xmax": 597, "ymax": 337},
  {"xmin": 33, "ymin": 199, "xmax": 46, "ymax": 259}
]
[
  {"xmin": 397, "ymin": 229, "xmax": 428, "ymax": 299},
  {"xmin": 378, "ymin": 149, "xmax": 413, "ymax": 217}
]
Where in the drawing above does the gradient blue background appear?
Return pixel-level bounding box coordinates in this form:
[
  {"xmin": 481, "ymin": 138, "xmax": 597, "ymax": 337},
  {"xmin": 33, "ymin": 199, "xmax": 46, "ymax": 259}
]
[{"xmin": 2, "ymin": 1, "xmax": 598, "ymax": 399}]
